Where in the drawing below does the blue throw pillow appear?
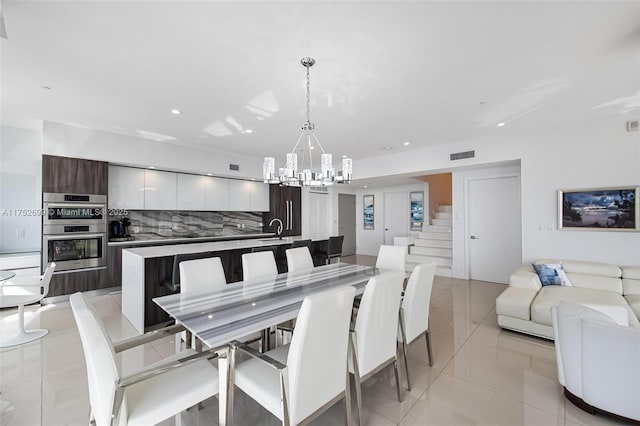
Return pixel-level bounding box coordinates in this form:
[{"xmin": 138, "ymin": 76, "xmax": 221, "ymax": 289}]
[{"xmin": 532, "ymin": 263, "xmax": 572, "ymax": 286}]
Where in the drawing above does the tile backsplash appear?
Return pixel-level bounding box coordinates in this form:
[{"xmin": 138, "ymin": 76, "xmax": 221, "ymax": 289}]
[{"xmin": 110, "ymin": 210, "xmax": 266, "ymax": 240}]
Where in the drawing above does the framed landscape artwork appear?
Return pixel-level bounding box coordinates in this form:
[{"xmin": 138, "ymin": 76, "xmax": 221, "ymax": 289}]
[
  {"xmin": 363, "ymin": 195, "xmax": 374, "ymax": 230},
  {"xmin": 410, "ymin": 191, "xmax": 424, "ymax": 231},
  {"xmin": 558, "ymin": 186, "xmax": 639, "ymax": 231}
]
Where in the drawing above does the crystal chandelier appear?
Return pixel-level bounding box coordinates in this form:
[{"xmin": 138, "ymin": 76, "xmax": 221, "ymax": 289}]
[{"xmin": 263, "ymin": 57, "xmax": 352, "ymax": 187}]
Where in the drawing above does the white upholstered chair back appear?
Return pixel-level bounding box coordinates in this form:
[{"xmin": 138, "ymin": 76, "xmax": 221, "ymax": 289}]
[
  {"xmin": 551, "ymin": 302, "xmax": 620, "ymax": 397},
  {"xmin": 41, "ymin": 262, "xmax": 56, "ymax": 296},
  {"xmin": 285, "ymin": 247, "xmax": 314, "ymax": 274},
  {"xmin": 179, "ymin": 257, "xmax": 226, "ymax": 293},
  {"xmin": 242, "ymin": 251, "xmax": 278, "ymax": 283},
  {"xmin": 375, "ymin": 245, "xmax": 406, "ymax": 272},
  {"xmin": 70, "ymin": 292, "xmax": 123, "ymax": 426},
  {"xmin": 401, "ymin": 262, "xmax": 437, "ymax": 343},
  {"xmin": 285, "ymin": 286, "xmax": 356, "ymax": 425},
  {"xmin": 354, "ymin": 270, "xmax": 404, "ymax": 377}
]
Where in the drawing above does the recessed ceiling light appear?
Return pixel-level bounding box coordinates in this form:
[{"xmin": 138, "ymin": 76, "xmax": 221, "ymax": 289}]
[
  {"xmin": 497, "ymin": 122, "xmax": 506, "ymax": 127},
  {"xmin": 342, "ymin": 155, "xmax": 348, "ymax": 158},
  {"xmin": 363, "ymin": 185, "xmax": 368, "ymax": 188},
  {"xmin": 382, "ymin": 146, "xmax": 392, "ymax": 150},
  {"xmin": 403, "ymin": 142, "xmax": 410, "ymax": 146},
  {"xmin": 148, "ymin": 166, "xmax": 156, "ymax": 169},
  {"xmin": 310, "ymin": 146, "xmax": 315, "ymax": 150},
  {"xmin": 171, "ymin": 109, "xmax": 181, "ymax": 115},
  {"xmin": 207, "ymin": 173, "xmax": 213, "ymax": 176},
  {"xmin": 41, "ymin": 85, "xmax": 52, "ymax": 91},
  {"xmin": 245, "ymin": 129, "xmax": 253, "ymax": 134}
]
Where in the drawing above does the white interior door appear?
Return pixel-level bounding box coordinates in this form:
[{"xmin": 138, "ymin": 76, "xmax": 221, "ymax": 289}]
[
  {"xmin": 383, "ymin": 192, "xmax": 408, "ymax": 245},
  {"xmin": 338, "ymin": 193, "xmax": 356, "ymax": 256},
  {"xmin": 467, "ymin": 176, "xmax": 521, "ymax": 284}
]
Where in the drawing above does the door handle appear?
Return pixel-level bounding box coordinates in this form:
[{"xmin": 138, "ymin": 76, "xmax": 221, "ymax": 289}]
[
  {"xmin": 385, "ymin": 228, "xmax": 389, "ymax": 231},
  {"xmin": 470, "ymin": 235, "xmax": 479, "ymax": 239}
]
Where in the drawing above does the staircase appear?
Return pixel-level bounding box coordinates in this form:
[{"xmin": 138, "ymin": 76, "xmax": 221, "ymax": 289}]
[{"xmin": 406, "ymin": 205, "xmax": 453, "ymax": 277}]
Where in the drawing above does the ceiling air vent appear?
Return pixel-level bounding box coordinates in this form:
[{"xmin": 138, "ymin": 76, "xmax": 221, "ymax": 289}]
[
  {"xmin": 229, "ymin": 164, "xmax": 240, "ymax": 171},
  {"xmin": 450, "ymin": 150, "xmax": 475, "ymax": 161},
  {"xmin": 626, "ymin": 120, "xmax": 639, "ymax": 132}
]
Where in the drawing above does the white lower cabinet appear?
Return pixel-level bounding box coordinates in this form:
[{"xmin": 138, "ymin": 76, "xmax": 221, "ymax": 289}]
[
  {"xmin": 177, "ymin": 174, "xmax": 205, "ymax": 210},
  {"xmin": 144, "ymin": 170, "xmax": 177, "ymax": 210}
]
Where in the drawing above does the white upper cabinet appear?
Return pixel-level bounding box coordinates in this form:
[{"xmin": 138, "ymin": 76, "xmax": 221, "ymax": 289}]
[
  {"xmin": 144, "ymin": 169, "xmax": 177, "ymax": 210},
  {"xmin": 108, "ymin": 166, "xmax": 145, "ymax": 209},
  {"xmin": 177, "ymin": 174, "xmax": 205, "ymax": 210},
  {"xmin": 249, "ymin": 181, "xmax": 270, "ymax": 212},
  {"xmin": 228, "ymin": 179, "xmax": 252, "ymax": 212},
  {"xmin": 204, "ymin": 176, "xmax": 230, "ymax": 211}
]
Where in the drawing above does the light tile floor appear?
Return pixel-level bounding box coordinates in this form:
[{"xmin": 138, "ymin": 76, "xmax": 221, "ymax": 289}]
[{"xmin": 0, "ymin": 255, "xmax": 630, "ymax": 425}]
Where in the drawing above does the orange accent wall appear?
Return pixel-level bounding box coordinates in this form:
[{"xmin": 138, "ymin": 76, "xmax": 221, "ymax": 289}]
[{"xmin": 419, "ymin": 173, "xmax": 452, "ymax": 220}]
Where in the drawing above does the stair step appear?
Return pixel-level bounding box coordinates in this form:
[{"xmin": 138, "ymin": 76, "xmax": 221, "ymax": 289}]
[
  {"xmin": 438, "ymin": 205, "xmax": 452, "ymax": 213},
  {"xmin": 423, "ymin": 224, "xmax": 451, "ymax": 232},
  {"xmin": 410, "ymin": 246, "xmax": 452, "ymax": 257},
  {"xmin": 407, "ymin": 253, "xmax": 452, "ymax": 266},
  {"xmin": 435, "ymin": 212, "xmax": 452, "ymax": 219},
  {"xmin": 406, "ymin": 261, "xmax": 453, "ymax": 277},
  {"xmin": 432, "ymin": 218, "xmax": 452, "ymax": 226},
  {"xmin": 417, "ymin": 231, "xmax": 452, "ymax": 241},
  {"xmin": 414, "ymin": 239, "xmax": 452, "ymax": 248}
]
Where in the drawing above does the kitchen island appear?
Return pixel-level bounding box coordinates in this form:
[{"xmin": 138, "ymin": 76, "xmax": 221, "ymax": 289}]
[{"xmin": 122, "ymin": 235, "xmax": 330, "ymax": 332}]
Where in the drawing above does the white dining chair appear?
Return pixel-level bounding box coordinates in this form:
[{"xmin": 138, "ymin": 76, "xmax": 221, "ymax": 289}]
[
  {"xmin": 70, "ymin": 292, "xmax": 220, "ymax": 426},
  {"xmin": 0, "ymin": 262, "xmax": 56, "ymax": 348},
  {"xmin": 286, "ymin": 246, "xmax": 314, "ymax": 273},
  {"xmin": 242, "ymin": 251, "xmax": 278, "ymax": 282},
  {"xmin": 232, "ymin": 285, "xmax": 357, "ymax": 425},
  {"xmin": 375, "ymin": 245, "xmax": 407, "ymax": 271},
  {"xmin": 398, "ymin": 262, "xmax": 437, "ymax": 390},
  {"xmin": 179, "ymin": 257, "xmax": 227, "ymax": 293},
  {"xmin": 351, "ymin": 270, "xmax": 405, "ymax": 422}
]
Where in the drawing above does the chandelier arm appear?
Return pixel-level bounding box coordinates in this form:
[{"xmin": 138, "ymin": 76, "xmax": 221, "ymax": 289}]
[
  {"xmin": 289, "ymin": 132, "xmax": 305, "ymax": 156},
  {"xmin": 306, "ymin": 66, "xmax": 311, "ymax": 123},
  {"xmin": 311, "ymin": 132, "xmax": 327, "ymax": 154}
]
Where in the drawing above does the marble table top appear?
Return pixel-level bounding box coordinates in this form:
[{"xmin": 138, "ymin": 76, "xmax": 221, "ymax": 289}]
[{"xmin": 154, "ymin": 263, "xmax": 381, "ymax": 349}]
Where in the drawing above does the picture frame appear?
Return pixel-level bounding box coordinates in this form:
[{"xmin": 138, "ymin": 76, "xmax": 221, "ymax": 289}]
[
  {"xmin": 410, "ymin": 191, "xmax": 424, "ymax": 231},
  {"xmin": 363, "ymin": 195, "xmax": 374, "ymax": 230},
  {"xmin": 558, "ymin": 186, "xmax": 639, "ymax": 231}
]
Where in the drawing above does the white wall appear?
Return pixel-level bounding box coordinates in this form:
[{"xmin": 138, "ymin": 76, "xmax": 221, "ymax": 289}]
[
  {"xmin": 354, "ymin": 182, "xmax": 429, "ymax": 256},
  {"xmin": 42, "ymin": 121, "xmax": 265, "ymax": 179},
  {"xmin": 355, "ymin": 116, "xmax": 640, "ymax": 266},
  {"xmin": 0, "ymin": 125, "xmax": 43, "ymax": 253}
]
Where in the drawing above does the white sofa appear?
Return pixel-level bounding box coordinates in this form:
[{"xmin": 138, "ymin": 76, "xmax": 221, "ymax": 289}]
[
  {"xmin": 552, "ymin": 302, "xmax": 640, "ymax": 422},
  {"xmin": 496, "ymin": 259, "xmax": 640, "ymax": 339}
]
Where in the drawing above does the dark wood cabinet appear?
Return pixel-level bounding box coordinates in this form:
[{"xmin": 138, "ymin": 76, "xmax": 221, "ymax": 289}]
[
  {"xmin": 267, "ymin": 185, "xmax": 301, "ymax": 236},
  {"xmin": 42, "ymin": 154, "xmax": 108, "ymax": 195}
]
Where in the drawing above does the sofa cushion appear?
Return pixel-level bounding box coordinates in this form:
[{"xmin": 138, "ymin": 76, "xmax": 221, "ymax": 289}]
[
  {"xmin": 625, "ymin": 294, "xmax": 640, "ymax": 319},
  {"xmin": 622, "ymin": 266, "xmax": 640, "ymax": 280},
  {"xmin": 496, "ymin": 287, "xmax": 538, "ymax": 320},
  {"xmin": 531, "ymin": 286, "xmax": 639, "ymax": 327}
]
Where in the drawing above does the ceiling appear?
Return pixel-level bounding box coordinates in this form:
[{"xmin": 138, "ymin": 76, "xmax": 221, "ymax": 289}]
[{"xmin": 2, "ymin": 1, "xmax": 639, "ymax": 170}]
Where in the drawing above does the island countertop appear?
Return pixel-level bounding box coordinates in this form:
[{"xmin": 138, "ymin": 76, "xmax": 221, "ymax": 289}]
[
  {"xmin": 122, "ymin": 235, "xmax": 330, "ymax": 259},
  {"xmin": 107, "ymin": 232, "xmax": 278, "ymax": 247}
]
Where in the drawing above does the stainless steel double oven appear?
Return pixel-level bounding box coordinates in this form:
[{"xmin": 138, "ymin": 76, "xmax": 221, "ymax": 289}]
[{"xmin": 42, "ymin": 193, "xmax": 108, "ymax": 272}]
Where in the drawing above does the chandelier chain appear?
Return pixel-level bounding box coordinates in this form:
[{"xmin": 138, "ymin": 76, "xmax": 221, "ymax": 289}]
[{"xmin": 306, "ymin": 66, "xmax": 311, "ymax": 124}]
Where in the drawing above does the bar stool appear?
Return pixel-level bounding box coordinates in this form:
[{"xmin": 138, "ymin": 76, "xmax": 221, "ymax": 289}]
[{"xmin": 315, "ymin": 235, "xmax": 344, "ymax": 265}]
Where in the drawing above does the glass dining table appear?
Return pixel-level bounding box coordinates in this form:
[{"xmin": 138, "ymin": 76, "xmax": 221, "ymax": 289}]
[{"xmin": 153, "ymin": 262, "xmax": 380, "ymax": 425}]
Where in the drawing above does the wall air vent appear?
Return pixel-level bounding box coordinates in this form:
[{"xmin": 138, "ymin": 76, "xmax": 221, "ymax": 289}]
[
  {"xmin": 309, "ymin": 186, "xmax": 329, "ymax": 194},
  {"xmin": 229, "ymin": 164, "xmax": 240, "ymax": 171},
  {"xmin": 626, "ymin": 120, "xmax": 639, "ymax": 132},
  {"xmin": 450, "ymin": 150, "xmax": 475, "ymax": 161}
]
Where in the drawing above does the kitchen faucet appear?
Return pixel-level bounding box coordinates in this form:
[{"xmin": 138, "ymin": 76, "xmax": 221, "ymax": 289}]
[{"xmin": 268, "ymin": 218, "xmax": 284, "ymax": 239}]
